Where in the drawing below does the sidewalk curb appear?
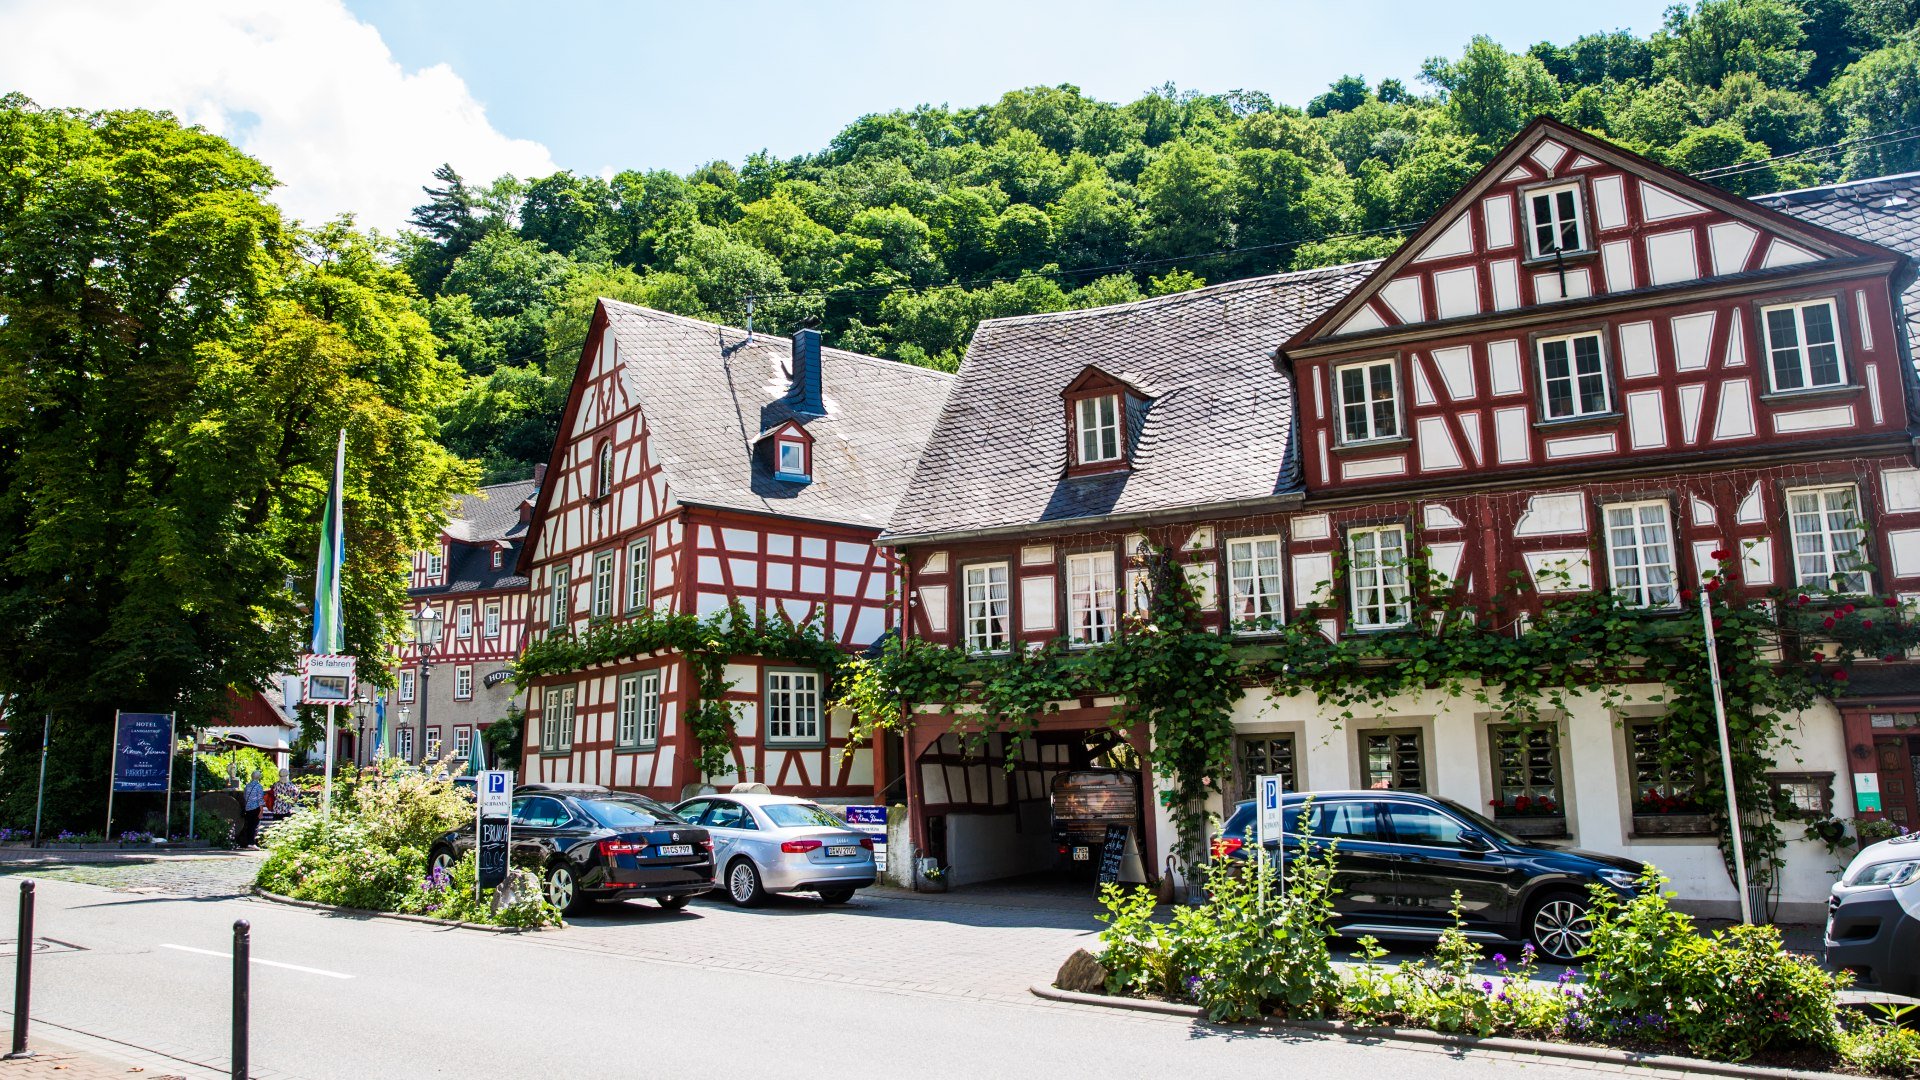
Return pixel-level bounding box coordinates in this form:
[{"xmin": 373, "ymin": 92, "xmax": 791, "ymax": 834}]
[
  {"xmin": 1027, "ymin": 985, "xmax": 1857, "ymax": 1080},
  {"xmin": 249, "ymin": 887, "xmax": 551, "ymax": 934}
]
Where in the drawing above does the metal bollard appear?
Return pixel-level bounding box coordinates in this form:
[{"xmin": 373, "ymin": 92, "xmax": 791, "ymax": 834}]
[
  {"xmin": 4, "ymin": 881, "xmax": 32, "ymax": 1060},
  {"xmin": 231, "ymin": 919, "xmax": 249, "ymax": 1080}
]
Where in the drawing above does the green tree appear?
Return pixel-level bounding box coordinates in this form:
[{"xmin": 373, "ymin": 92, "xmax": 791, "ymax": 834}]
[
  {"xmin": 1421, "ymin": 36, "xmax": 1564, "ymax": 147},
  {"xmin": 0, "ymin": 98, "xmax": 470, "ymax": 828},
  {"xmin": 1139, "ymin": 140, "xmax": 1239, "ymax": 257},
  {"xmin": 1829, "ymin": 37, "xmax": 1920, "ymax": 177},
  {"xmin": 1652, "ymin": 0, "xmax": 1813, "ymax": 90}
]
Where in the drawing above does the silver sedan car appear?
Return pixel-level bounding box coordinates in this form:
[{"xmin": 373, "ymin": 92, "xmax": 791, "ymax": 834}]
[{"xmin": 672, "ymin": 793, "xmax": 877, "ymax": 906}]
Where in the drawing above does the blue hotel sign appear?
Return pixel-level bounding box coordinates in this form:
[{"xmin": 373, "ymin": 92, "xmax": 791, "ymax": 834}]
[{"xmin": 112, "ymin": 713, "xmax": 175, "ymax": 793}]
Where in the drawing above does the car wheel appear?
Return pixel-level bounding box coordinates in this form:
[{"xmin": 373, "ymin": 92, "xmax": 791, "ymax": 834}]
[
  {"xmin": 725, "ymin": 858, "xmax": 767, "ymax": 907},
  {"xmin": 656, "ymin": 894, "xmax": 691, "ymax": 911},
  {"xmin": 818, "ymin": 888, "xmax": 855, "ymax": 905},
  {"xmin": 1528, "ymin": 892, "xmax": 1593, "ymax": 963},
  {"xmin": 543, "ymin": 862, "xmax": 582, "ymax": 915},
  {"xmin": 427, "ymin": 846, "xmax": 456, "ymax": 878}
]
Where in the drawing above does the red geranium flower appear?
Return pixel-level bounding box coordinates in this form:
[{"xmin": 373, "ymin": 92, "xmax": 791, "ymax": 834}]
[
  {"xmin": 1710, "ymin": 548, "xmax": 1729, "ymax": 560},
  {"xmin": 1864, "ymin": 619, "xmax": 1875, "ymax": 630},
  {"xmin": 1887, "ymin": 598, "xmax": 1900, "ymax": 608},
  {"xmin": 1833, "ymin": 669, "xmax": 1850, "ymax": 682},
  {"xmin": 1842, "ymin": 604, "xmax": 1857, "ymax": 616},
  {"xmin": 1705, "ymin": 579, "xmax": 1722, "ymax": 593},
  {"xmin": 1823, "ymin": 617, "xmax": 1838, "ymax": 629},
  {"xmin": 1680, "ymin": 588, "xmax": 1696, "ymax": 602}
]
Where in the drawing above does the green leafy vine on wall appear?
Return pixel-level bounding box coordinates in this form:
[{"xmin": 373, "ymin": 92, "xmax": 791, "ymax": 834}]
[
  {"xmin": 513, "ymin": 602, "xmax": 852, "ymax": 779},
  {"xmin": 858, "ymin": 540, "xmax": 1920, "ymax": 887}
]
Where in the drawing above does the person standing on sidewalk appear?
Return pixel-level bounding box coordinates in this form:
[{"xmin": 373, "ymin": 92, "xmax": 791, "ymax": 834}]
[{"xmin": 240, "ymin": 770, "xmax": 265, "ymax": 847}]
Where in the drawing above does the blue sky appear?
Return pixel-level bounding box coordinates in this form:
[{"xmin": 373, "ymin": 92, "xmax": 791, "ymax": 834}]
[
  {"xmin": 0, "ymin": 1, "xmax": 1677, "ymax": 231},
  {"xmin": 348, "ymin": 0, "xmax": 1677, "ymax": 176}
]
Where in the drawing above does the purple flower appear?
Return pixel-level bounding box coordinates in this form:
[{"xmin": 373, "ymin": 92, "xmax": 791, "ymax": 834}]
[
  {"xmin": 1493, "ymin": 953, "xmax": 1506, "ymax": 966},
  {"xmin": 1482, "ymin": 980, "xmax": 1494, "ymax": 991}
]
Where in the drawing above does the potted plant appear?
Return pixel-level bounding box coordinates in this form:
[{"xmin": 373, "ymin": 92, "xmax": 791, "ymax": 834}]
[
  {"xmin": 1487, "ymin": 794, "xmax": 1567, "ymax": 838},
  {"xmin": 1631, "ymin": 789, "xmax": 1716, "ymax": 836},
  {"xmin": 914, "ymin": 857, "xmax": 948, "ymax": 893}
]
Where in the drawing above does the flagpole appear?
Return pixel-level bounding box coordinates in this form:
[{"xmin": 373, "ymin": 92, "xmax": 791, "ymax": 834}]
[{"xmin": 323, "ymin": 702, "xmax": 336, "ymax": 817}]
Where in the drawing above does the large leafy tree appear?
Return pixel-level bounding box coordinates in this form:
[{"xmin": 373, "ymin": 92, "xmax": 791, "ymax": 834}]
[{"xmin": 0, "ymin": 97, "xmax": 471, "ymax": 827}]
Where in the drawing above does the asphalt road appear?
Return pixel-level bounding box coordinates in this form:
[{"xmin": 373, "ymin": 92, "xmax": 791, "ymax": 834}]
[{"xmin": 0, "ymin": 878, "xmax": 1662, "ymax": 1080}]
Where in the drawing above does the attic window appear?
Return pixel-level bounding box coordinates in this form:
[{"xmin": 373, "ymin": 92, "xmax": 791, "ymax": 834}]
[
  {"xmin": 1074, "ymin": 394, "xmax": 1123, "ymax": 465},
  {"xmin": 595, "ymin": 442, "xmax": 613, "ymax": 500},
  {"xmin": 1526, "ymin": 182, "xmax": 1588, "ymax": 260},
  {"xmin": 776, "ymin": 436, "xmax": 810, "ymax": 481},
  {"xmin": 491, "ymin": 549, "xmax": 503, "ymax": 570}
]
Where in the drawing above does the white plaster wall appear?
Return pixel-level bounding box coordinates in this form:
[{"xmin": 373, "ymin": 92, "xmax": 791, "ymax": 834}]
[
  {"xmin": 1143, "ymin": 683, "xmax": 1852, "ymax": 919},
  {"xmin": 944, "ymin": 802, "xmax": 1054, "ymax": 886}
]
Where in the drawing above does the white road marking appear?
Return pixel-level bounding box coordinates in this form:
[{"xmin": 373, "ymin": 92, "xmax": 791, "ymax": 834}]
[{"xmin": 158, "ymin": 943, "xmax": 353, "ymax": 979}]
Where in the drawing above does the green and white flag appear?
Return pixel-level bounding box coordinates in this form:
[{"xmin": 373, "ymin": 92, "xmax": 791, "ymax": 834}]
[{"xmin": 310, "ymin": 429, "xmax": 346, "ymax": 655}]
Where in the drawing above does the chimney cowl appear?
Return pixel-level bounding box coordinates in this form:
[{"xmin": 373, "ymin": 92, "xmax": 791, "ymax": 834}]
[{"xmin": 789, "ymin": 328, "xmax": 824, "ymax": 414}]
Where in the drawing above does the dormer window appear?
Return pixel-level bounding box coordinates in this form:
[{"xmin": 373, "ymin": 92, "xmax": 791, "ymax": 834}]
[
  {"xmin": 1526, "ymin": 182, "xmax": 1588, "ymax": 260},
  {"xmin": 776, "ymin": 437, "xmax": 809, "ymax": 481},
  {"xmin": 1075, "ymin": 394, "xmax": 1123, "ymax": 464},
  {"xmin": 491, "ymin": 548, "xmax": 503, "ymax": 570},
  {"xmin": 426, "ymin": 551, "xmax": 443, "ymax": 578}
]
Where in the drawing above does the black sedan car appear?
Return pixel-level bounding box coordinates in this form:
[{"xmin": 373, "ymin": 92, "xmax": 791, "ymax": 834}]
[
  {"xmin": 1214, "ymin": 790, "xmax": 1646, "ymax": 961},
  {"xmin": 429, "ymin": 783, "xmax": 715, "ymax": 914}
]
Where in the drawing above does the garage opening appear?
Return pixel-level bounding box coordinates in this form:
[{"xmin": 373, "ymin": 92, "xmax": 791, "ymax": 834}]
[{"xmin": 914, "ymin": 725, "xmax": 1148, "ymax": 889}]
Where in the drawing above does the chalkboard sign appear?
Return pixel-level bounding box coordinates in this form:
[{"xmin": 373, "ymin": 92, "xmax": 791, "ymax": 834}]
[
  {"xmin": 1096, "ymin": 823, "xmax": 1130, "ymax": 887},
  {"xmin": 477, "ymin": 817, "xmax": 509, "ymax": 889},
  {"xmin": 112, "ymin": 713, "xmax": 174, "ymax": 793}
]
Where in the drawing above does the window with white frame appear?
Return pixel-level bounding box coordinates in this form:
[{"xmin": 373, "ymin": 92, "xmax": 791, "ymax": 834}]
[
  {"xmin": 456, "ymin": 604, "xmax": 473, "ymax": 638},
  {"xmin": 1335, "ymin": 359, "xmax": 1399, "ymax": 444},
  {"xmin": 776, "ymin": 438, "xmax": 808, "ymax": 479},
  {"xmin": 1526, "ymin": 183, "xmax": 1586, "ymax": 258},
  {"xmin": 1226, "ymin": 536, "xmax": 1285, "ymax": 628},
  {"xmin": 484, "ymin": 601, "xmax": 500, "ymax": 638},
  {"xmin": 1763, "ymin": 299, "xmax": 1846, "ymax": 393},
  {"xmin": 426, "ymin": 551, "xmax": 443, "ymax": 578},
  {"xmin": 491, "ymin": 548, "xmax": 502, "ymax": 570},
  {"xmin": 1074, "ymin": 394, "xmax": 1123, "ymax": 464},
  {"xmin": 398, "ymin": 670, "xmax": 415, "ymax": 703},
  {"xmin": 765, "ymin": 670, "xmax": 821, "ymax": 744},
  {"xmin": 593, "ymin": 551, "xmax": 616, "ymax": 618},
  {"xmin": 627, "ymin": 539, "xmax": 650, "ymax": 611},
  {"xmin": 395, "ymin": 725, "xmax": 414, "ymax": 763},
  {"xmin": 963, "ymin": 562, "xmax": 1012, "ymax": 653},
  {"xmin": 455, "ymin": 726, "xmax": 473, "ymax": 761},
  {"xmin": 596, "ymin": 442, "xmax": 614, "ymax": 499},
  {"xmin": 1065, "ymin": 551, "xmax": 1118, "ymax": 645},
  {"xmin": 1537, "ymin": 331, "xmax": 1610, "ymax": 419},
  {"xmin": 549, "ymin": 565, "xmax": 570, "ymax": 629},
  {"xmin": 1603, "ymin": 500, "xmax": 1677, "ymax": 608},
  {"xmin": 616, "ymin": 673, "xmax": 660, "ymax": 748},
  {"xmin": 454, "ymin": 665, "xmax": 472, "ymax": 700},
  {"xmin": 1347, "ymin": 525, "xmax": 1410, "ymax": 629},
  {"xmin": 1787, "ymin": 484, "xmax": 1870, "ymax": 593},
  {"xmin": 541, "ymin": 686, "xmax": 576, "ymax": 751},
  {"xmin": 425, "ymin": 727, "xmax": 442, "ymax": 760}
]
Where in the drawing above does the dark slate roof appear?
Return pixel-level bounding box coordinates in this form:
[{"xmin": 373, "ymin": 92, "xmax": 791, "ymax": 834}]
[
  {"xmin": 1759, "ymin": 172, "xmax": 1920, "ymax": 358},
  {"xmin": 600, "ymin": 301, "xmax": 954, "ymax": 530},
  {"xmin": 883, "ymin": 264, "xmax": 1378, "ymax": 541},
  {"xmin": 413, "ymin": 478, "xmax": 536, "ymax": 597},
  {"xmin": 446, "ymin": 479, "xmax": 537, "ymax": 544}
]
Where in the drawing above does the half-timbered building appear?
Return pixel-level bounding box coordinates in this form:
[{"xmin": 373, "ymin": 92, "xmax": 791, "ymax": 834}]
[
  {"xmin": 516, "ymin": 300, "xmax": 953, "ymax": 802},
  {"xmin": 391, "ymin": 476, "xmax": 540, "ymax": 766},
  {"xmin": 882, "ymin": 118, "xmax": 1920, "ymax": 918}
]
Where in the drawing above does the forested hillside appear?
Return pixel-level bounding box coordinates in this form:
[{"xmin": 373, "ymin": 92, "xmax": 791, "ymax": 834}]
[{"xmin": 403, "ymin": 0, "xmax": 1920, "ymax": 481}]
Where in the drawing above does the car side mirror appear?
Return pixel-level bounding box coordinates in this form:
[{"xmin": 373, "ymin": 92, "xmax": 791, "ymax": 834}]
[{"xmin": 1460, "ymin": 830, "xmax": 1494, "ymax": 852}]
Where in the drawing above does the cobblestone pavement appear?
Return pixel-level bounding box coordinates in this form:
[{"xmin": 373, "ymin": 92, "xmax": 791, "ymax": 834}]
[
  {"xmin": 0, "ymin": 1030, "xmax": 219, "ymax": 1079},
  {"xmin": 0, "ymin": 854, "xmax": 263, "ymax": 900}
]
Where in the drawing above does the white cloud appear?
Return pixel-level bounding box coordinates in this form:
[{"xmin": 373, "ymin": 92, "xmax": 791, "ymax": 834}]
[{"xmin": 0, "ymin": 0, "xmax": 554, "ymax": 232}]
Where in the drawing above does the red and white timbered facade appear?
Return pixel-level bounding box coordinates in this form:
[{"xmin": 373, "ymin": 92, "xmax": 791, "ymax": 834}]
[
  {"xmin": 882, "ymin": 119, "xmax": 1920, "ymax": 912},
  {"xmin": 517, "ymin": 301, "xmax": 952, "ymax": 802}
]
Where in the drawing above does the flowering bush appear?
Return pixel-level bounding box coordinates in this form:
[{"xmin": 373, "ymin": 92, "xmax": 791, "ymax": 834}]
[
  {"xmin": 400, "ymin": 851, "xmax": 560, "ymax": 930},
  {"xmin": 1489, "ymin": 795, "xmax": 1559, "ymax": 817},
  {"xmin": 1635, "ymin": 789, "xmax": 1707, "ymax": 815}
]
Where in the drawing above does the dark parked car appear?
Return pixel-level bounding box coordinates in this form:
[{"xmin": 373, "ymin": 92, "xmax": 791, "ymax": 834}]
[
  {"xmin": 1214, "ymin": 790, "xmax": 1645, "ymax": 962},
  {"xmin": 429, "ymin": 783, "xmax": 715, "ymax": 915}
]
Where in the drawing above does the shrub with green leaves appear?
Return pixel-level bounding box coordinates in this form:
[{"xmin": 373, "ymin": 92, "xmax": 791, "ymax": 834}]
[
  {"xmin": 403, "ymin": 851, "xmax": 560, "ymax": 930},
  {"xmin": 1581, "ymin": 868, "xmax": 1844, "ymax": 1061}
]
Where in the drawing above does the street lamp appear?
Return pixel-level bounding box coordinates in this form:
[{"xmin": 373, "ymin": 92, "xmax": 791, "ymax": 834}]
[
  {"xmin": 350, "ymin": 697, "xmax": 372, "ymax": 767},
  {"xmin": 408, "ymin": 605, "xmax": 442, "ymax": 766}
]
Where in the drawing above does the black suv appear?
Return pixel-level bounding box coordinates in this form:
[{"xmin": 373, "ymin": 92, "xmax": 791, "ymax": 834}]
[
  {"xmin": 430, "ymin": 783, "xmax": 715, "ymax": 915},
  {"xmin": 1216, "ymin": 790, "xmax": 1645, "ymax": 962}
]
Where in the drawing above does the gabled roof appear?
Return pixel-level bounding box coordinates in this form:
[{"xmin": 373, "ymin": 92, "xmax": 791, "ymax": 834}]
[
  {"xmin": 1761, "ymin": 172, "xmax": 1920, "ymax": 358},
  {"xmin": 1285, "ymin": 116, "xmax": 1904, "ymax": 353},
  {"xmin": 538, "ymin": 301, "xmax": 954, "ymax": 541},
  {"xmin": 882, "ymin": 264, "xmax": 1377, "ymax": 542},
  {"xmin": 444, "ymin": 478, "xmax": 537, "ymax": 544}
]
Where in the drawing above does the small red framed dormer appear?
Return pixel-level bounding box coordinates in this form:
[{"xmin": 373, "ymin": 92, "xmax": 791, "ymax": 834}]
[
  {"xmin": 1063, "ymin": 365, "xmax": 1148, "ymax": 477},
  {"xmin": 759, "ymin": 420, "xmax": 814, "ymax": 484}
]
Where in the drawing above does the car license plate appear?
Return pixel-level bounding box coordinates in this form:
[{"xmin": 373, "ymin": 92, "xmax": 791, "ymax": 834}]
[
  {"xmin": 655, "ymin": 844, "xmax": 694, "ymax": 857},
  {"xmin": 826, "ymin": 845, "xmax": 859, "ymax": 857},
  {"xmin": 1071, "ymin": 847, "xmax": 1090, "ymax": 861}
]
